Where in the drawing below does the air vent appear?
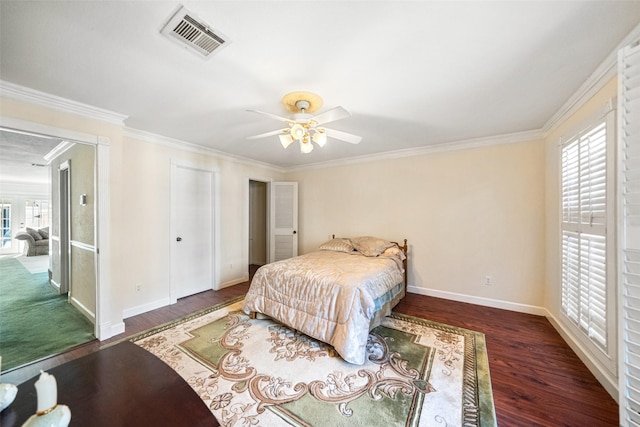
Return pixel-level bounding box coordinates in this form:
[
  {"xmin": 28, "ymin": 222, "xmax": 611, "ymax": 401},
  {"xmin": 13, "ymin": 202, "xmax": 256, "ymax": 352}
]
[{"xmin": 160, "ymin": 5, "xmax": 230, "ymax": 60}]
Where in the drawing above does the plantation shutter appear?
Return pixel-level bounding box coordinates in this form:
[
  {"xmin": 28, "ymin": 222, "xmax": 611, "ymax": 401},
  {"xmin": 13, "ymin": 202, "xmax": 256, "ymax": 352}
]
[
  {"xmin": 561, "ymin": 120, "xmax": 609, "ymax": 350},
  {"xmin": 619, "ymin": 41, "xmax": 640, "ymax": 426}
]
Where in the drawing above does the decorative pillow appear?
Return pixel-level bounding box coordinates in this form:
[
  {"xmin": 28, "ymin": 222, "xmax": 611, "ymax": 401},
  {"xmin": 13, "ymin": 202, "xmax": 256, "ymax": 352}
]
[
  {"xmin": 38, "ymin": 227, "xmax": 49, "ymax": 239},
  {"xmin": 26, "ymin": 227, "xmax": 43, "ymax": 241},
  {"xmin": 351, "ymin": 236, "xmax": 395, "ymax": 257},
  {"xmin": 382, "ymin": 246, "xmax": 406, "ymax": 260},
  {"xmin": 318, "ymin": 238, "xmax": 355, "ymax": 253}
]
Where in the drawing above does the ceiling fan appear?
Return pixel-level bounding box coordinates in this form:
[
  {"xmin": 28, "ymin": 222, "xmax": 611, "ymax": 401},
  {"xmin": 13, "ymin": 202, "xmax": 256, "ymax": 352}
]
[{"xmin": 246, "ymin": 91, "xmax": 362, "ymax": 153}]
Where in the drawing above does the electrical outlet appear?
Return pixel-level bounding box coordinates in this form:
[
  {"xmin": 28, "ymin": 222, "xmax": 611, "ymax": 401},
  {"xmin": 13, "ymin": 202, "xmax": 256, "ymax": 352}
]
[
  {"xmin": 484, "ymin": 276, "xmax": 492, "ymax": 286},
  {"xmin": 135, "ymin": 284, "xmax": 141, "ymax": 292}
]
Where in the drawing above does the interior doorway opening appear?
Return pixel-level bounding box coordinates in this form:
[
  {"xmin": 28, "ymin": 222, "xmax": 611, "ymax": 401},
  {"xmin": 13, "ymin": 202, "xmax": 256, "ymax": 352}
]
[{"xmin": 248, "ymin": 180, "xmax": 267, "ymax": 276}]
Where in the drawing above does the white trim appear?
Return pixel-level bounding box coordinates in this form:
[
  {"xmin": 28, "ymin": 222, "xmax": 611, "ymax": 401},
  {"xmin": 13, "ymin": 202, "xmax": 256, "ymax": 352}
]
[
  {"xmin": 557, "ymin": 107, "xmax": 617, "ymax": 375},
  {"xmin": 122, "ymin": 297, "xmax": 171, "ymax": 320},
  {"xmin": 43, "ymin": 140, "xmax": 75, "ymax": 164},
  {"xmin": 406, "ymin": 285, "xmax": 547, "ymax": 316},
  {"xmin": 70, "ymin": 294, "xmax": 95, "ymax": 322},
  {"xmin": 99, "ymin": 321, "xmax": 125, "ymax": 340},
  {"xmin": 286, "ymin": 129, "xmax": 545, "ymax": 172},
  {"xmin": 125, "ymin": 127, "xmax": 284, "ymax": 173},
  {"xmin": 0, "ymin": 119, "xmax": 116, "ymax": 341},
  {"xmin": 544, "ymin": 22, "xmax": 640, "ymax": 135},
  {"xmin": 0, "ymin": 80, "xmax": 127, "ymax": 126},
  {"xmin": 0, "ymin": 117, "xmax": 98, "ymax": 145},
  {"xmin": 218, "ymin": 275, "xmax": 250, "ymax": 289},
  {"xmin": 70, "ymin": 240, "xmax": 95, "ymax": 252},
  {"xmin": 546, "ymin": 311, "xmax": 618, "ymax": 401},
  {"xmin": 95, "ymin": 137, "xmax": 112, "ymax": 340}
]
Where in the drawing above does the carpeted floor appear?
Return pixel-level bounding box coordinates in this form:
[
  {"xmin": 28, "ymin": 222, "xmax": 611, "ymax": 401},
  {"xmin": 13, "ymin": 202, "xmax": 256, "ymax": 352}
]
[
  {"xmin": 132, "ymin": 297, "xmax": 496, "ymax": 426},
  {"xmin": 0, "ymin": 257, "xmax": 95, "ymax": 372}
]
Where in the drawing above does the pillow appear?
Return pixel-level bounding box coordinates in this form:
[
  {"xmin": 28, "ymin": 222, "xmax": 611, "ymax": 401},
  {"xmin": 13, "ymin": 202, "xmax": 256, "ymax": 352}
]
[
  {"xmin": 38, "ymin": 227, "xmax": 49, "ymax": 239},
  {"xmin": 351, "ymin": 236, "xmax": 395, "ymax": 257},
  {"xmin": 382, "ymin": 246, "xmax": 406, "ymax": 261},
  {"xmin": 26, "ymin": 227, "xmax": 43, "ymax": 241},
  {"xmin": 318, "ymin": 238, "xmax": 355, "ymax": 253}
]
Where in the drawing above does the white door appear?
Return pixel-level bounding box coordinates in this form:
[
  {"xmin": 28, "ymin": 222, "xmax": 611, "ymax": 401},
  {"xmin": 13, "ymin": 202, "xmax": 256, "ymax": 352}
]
[
  {"xmin": 269, "ymin": 182, "xmax": 298, "ymax": 262},
  {"xmin": 170, "ymin": 163, "xmax": 214, "ymax": 302}
]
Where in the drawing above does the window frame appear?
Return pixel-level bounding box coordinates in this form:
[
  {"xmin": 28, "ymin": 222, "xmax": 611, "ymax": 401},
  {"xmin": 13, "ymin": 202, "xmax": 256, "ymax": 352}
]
[{"xmin": 559, "ymin": 103, "xmax": 617, "ymax": 375}]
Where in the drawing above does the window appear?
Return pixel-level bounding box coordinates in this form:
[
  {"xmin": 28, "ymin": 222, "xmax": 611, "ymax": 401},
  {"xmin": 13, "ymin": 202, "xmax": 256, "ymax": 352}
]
[
  {"xmin": 560, "ymin": 111, "xmax": 614, "ymax": 360},
  {"xmin": 24, "ymin": 199, "xmax": 49, "ymax": 229},
  {"xmin": 0, "ymin": 200, "xmax": 11, "ymax": 249}
]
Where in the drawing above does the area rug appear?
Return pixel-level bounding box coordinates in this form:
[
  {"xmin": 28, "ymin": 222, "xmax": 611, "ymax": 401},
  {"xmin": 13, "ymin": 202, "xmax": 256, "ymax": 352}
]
[
  {"xmin": 15, "ymin": 254, "xmax": 49, "ymax": 274},
  {"xmin": 131, "ymin": 297, "xmax": 496, "ymax": 426}
]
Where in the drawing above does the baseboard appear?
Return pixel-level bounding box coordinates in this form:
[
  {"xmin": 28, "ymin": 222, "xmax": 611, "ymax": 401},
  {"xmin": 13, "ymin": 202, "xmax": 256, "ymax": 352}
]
[
  {"xmin": 544, "ymin": 310, "xmax": 618, "ymax": 401},
  {"xmin": 218, "ymin": 275, "xmax": 249, "ymax": 290},
  {"xmin": 407, "ymin": 285, "xmax": 618, "ymax": 402},
  {"xmin": 122, "ymin": 297, "xmax": 171, "ymax": 320},
  {"xmin": 98, "ymin": 321, "xmax": 125, "ymax": 341},
  {"xmin": 407, "ymin": 285, "xmax": 547, "ymax": 316},
  {"xmin": 70, "ymin": 295, "xmax": 95, "ymax": 322}
]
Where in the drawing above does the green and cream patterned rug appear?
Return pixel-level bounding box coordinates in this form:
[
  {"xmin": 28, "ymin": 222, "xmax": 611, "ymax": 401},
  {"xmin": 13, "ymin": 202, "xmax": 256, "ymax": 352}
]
[{"xmin": 131, "ymin": 297, "xmax": 496, "ymax": 426}]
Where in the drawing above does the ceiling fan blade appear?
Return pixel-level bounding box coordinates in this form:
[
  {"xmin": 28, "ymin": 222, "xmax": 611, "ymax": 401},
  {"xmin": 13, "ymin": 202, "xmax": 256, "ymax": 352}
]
[
  {"xmin": 324, "ymin": 128, "xmax": 362, "ymax": 144},
  {"xmin": 246, "ymin": 129, "xmax": 287, "ymax": 140},
  {"xmin": 312, "ymin": 106, "xmax": 351, "ymax": 125},
  {"xmin": 247, "ymin": 109, "xmax": 293, "ymax": 123}
]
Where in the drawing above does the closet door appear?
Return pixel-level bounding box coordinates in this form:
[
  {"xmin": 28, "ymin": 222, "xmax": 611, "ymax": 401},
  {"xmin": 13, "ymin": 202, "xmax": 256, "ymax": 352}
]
[
  {"xmin": 269, "ymin": 182, "xmax": 298, "ymax": 262},
  {"xmin": 170, "ymin": 162, "xmax": 214, "ymax": 302}
]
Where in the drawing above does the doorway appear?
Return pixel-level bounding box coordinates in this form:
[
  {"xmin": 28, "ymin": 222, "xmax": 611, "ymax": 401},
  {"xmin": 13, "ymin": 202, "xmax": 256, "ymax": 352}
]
[
  {"xmin": 249, "ymin": 180, "xmax": 267, "ymax": 273},
  {"xmin": 58, "ymin": 161, "xmax": 70, "ymax": 294}
]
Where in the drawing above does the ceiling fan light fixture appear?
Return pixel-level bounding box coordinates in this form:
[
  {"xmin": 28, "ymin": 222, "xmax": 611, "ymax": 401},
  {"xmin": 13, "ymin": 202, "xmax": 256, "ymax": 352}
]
[
  {"xmin": 290, "ymin": 124, "xmax": 306, "ymax": 140},
  {"xmin": 312, "ymin": 130, "xmax": 327, "ymax": 147},
  {"xmin": 300, "ymin": 140, "xmax": 314, "ymax": 154},
  {"xmin": 279, "ymin": 134, "xmax": 294, "ymax": 148}
]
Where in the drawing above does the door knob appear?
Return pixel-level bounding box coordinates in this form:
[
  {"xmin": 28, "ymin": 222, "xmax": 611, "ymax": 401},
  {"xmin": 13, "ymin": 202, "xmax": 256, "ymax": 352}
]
[
  {"xmin": 176, "ymin": 237, "xmax": 182, "ymax": 242},
  {"xmin": 293, "ymin": 230, "xmax": 297, "ymax": 234}
]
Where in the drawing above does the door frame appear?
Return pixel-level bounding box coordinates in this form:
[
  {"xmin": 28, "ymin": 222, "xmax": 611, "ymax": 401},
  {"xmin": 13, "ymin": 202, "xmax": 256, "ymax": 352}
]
[
  {"xmin": 0, "ymin": 117, "xmax": 117, "ymax": 340},
  {"xmin": 169, "ymin": 159, "xmax": 220, "ymax": 303},
  {"xmin": 244, "ymin": 177, "xmax": 272, "ymax": 275},
  {"xmin": 58, "ymin": 160, "xmax": 70, "ymax": 295}
]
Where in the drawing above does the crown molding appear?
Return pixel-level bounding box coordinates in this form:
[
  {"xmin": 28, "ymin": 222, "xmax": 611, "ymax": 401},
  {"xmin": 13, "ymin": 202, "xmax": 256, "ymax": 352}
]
[
  {"xmin": 0, "ymin": 80, "xmax": 127, "ymax": 126},
  {"xmin": 123, "ymin": 127, "xmax": 285, "ymax": 173},
  {"xmin": 543, "ymin": 22, "xmax": 640, "ymax": 135},
  {"xmin": 285, "ymin": 128, "xmax": 545, "ymax": 172}
]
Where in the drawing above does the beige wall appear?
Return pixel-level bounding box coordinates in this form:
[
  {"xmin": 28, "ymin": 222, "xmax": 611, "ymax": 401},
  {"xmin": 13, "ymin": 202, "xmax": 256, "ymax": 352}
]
[
  {"xmin": 49, "ymin": 142, "xmax": 96, "ymax": 317},
  {"xmin": 0, "ymin": 95, "xmax": 285, "ymax": 334},
  {"xmin": 1, "ymin": 96, "xmax": 124, "ymax": 333},
  {"xmin": 543, "ymin": 78, "xmax": 618, "ymax": 394},
  {"xmin": 286, "ymin": 138, "xmax": 546, "ymax": 308},
  {"xmin": 119, "ymin": 135, "xmax": 284, "ymax": 315}
]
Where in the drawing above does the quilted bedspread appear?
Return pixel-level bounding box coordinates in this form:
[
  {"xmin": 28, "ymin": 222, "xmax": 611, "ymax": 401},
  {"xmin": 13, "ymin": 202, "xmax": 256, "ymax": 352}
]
[{"xmin": 242, "ymin": 250, "xmax": 405, "ymax": 364}]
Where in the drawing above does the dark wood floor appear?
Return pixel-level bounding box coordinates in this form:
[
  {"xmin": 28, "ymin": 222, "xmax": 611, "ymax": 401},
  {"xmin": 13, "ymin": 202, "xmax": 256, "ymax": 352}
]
[{"xmin": 4, "ymin": 271, "xmax": 618, "ymax": 426}]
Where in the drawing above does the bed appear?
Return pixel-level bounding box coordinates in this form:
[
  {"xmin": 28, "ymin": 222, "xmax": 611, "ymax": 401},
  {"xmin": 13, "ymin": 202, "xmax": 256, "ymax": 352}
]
[{"xmin": 242, "ymin": 236, "xmax": 408, "ymax": 365}]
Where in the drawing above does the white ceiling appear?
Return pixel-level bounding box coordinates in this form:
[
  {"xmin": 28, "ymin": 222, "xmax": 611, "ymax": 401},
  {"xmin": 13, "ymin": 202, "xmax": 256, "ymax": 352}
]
[
  {"xmin": 1, "ymin": 1, "xmax": 639, "ymax": 169},
  {"xmin": 0, "ymin": 130, "xmax": 63, "ymax": 184}
]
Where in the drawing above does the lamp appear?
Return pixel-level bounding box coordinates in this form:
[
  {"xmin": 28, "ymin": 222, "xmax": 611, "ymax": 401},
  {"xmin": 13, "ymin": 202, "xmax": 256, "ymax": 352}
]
[
  {"xmin": 279, "ymin": 134, "xmax": 293, "ymax": 149},
  {"xmin": 312, "ymin": 130, "xmax": 327, "ymax": 147},
  {"xmin": 300, "ymin": 138, "xmax": 314, "ymax": 153},
  {"xmin": 290, "ymin": 124, "xmax": 306, "ymax": 140}
]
